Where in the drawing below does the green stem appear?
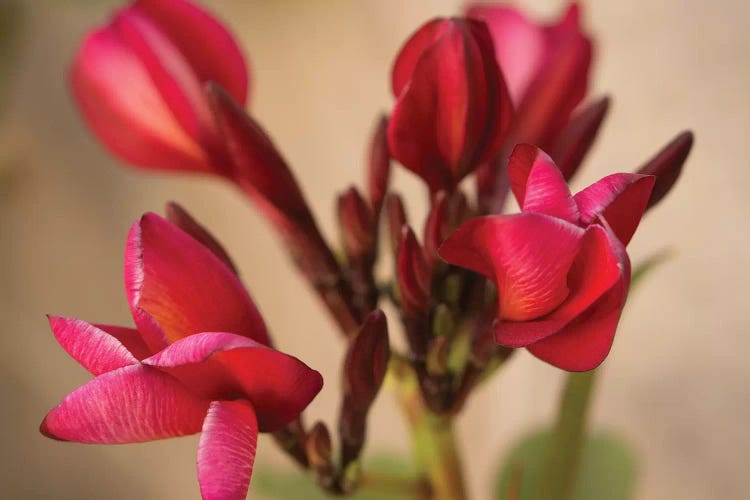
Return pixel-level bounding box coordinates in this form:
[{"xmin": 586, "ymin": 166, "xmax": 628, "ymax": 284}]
[
  {"xmin": 389, "ymin": 356, "xmax": 468, "ymax": 500},
  {"xmin": 538, "ymin": 369, "xmax": 599, "ymax": 500}
]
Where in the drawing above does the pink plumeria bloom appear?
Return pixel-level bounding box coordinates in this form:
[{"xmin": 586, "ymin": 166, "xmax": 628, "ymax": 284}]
[
  {"xmin": 41, "ymin": 212, "xmax": 322, "ymax": 500},
  {"xmin": 440, "ymin": 144, "xmax": 655, "ymax": 371},
  {"xmin": 71, "ymin": 0, "xmax": 249, "ymax": 175}
]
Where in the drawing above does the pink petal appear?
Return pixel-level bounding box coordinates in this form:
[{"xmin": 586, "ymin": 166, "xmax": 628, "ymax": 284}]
[
  {"xmin": 197, "ymin": 400, "xmax": 258, "ymax": 500},
  {"xmin": 165, "ymin": 202, "xmax": 238, "ymax": 275},
  {"xmin": 40, "ymin": 364, "xmax": 209, "ymax": 443},
  {"xmin": 48, "ymin": 316, "xmax": 140, "ymax": 375},
  {"xmin": 94, "ymin": 324, "xmax": 153, "ymax": 361},
  {"xmin": 133, "ymin": 0, "xmax": 249, "ymax": 105},
  {"xmin": 70, "ymin": 27, "xmax": 209, "ymax": 173},
  {"xmin": 112, "ymin": 9, "xmax": 214, "ymax": 146},
  {"xmin": 495, "ymin": 224, "xmax": 623, "ymax": 346},
  {"xmin": 439, "ymin": 213, "xmax": 584, "ymax": 321},
  {"xmin": 144, "ymin": 332, "xmax": 323, "ymax": 432},
  {"xmin": 125, "ymin": 213, "xmax": 270, "ymax": 346},
  {"xmin": 574, "ymin": 173, "xmax": 655, "ymax": 245},
  {"xmin": 508, "ymin": 144, "xmax": 578, "ymax": 223},
  {"xmin": 466, "ymin": 5, "xmax": 546, "ymax": 105}
]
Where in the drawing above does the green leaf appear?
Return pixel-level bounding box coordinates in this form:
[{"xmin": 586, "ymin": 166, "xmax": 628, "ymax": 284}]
[
  {"xmin": 252, "ymin": 454, "xmax": 416, "ymax": 500},
  {"xmin": 495, "ymin": 430, "xmax": 636, "ymax": 500}
]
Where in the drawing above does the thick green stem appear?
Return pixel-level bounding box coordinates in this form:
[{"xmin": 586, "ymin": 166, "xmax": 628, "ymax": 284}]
[
  {"xmin": 538, "ymin": 369, "xmax": 599, "ymax": 500},
  {"xmin": 390, "ymin": 357, "xmax": 468, "ymax": 500}
]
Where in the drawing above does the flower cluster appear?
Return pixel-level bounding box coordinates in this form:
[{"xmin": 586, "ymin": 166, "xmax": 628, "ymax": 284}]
[{"xmin": 43, "ymin": 1, "xmax": 693, "ymax": 498}]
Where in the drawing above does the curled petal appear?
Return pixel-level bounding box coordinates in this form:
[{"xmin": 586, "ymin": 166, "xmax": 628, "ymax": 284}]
[
  {"xmin": 41, "ymin": 364, "xmax": 209, "ymax": 443},
  {"xmin": 197, "ymin": 400, "xmax": 258, "ymax": 500},
  {"xmin": 125, "ymin": 213, "xmax": 270, "ymax": 347},
  {"xmin": 94, "ymin": 324, "xmax": 153, "ymax": 360},
  {"xmin": 508, "ymin": 144, "xmax": 578, "ymax": 223},
  {"xmin": 440, "ymin": 213, "xmax": 583, "ymax": 321},
  {"xmin": 495, "ymin": 225, "xmax": 623, "ymax": 346},
  {"xmin": 48, "ymin": 316, "xmax": 140, "ymax": 375},
  {"xmin": 144, "ymin": 332, "xmax": 323, "ymax": 432},
  {"xmin": 574, "ymin": 173, "xmax": 655, "ymax": 245}
]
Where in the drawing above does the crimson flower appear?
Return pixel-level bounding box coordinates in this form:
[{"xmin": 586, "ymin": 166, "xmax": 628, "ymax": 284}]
[
  {"xmin": 71, "ymin": 0, "xmax": 248, "ymax": 175},
  {"xmin": 387, "ymin": 17, "xmax": 513, "ymax": 192},
  {"xmin": 40, "ymin": 211, "xmax": 322, "ymax": 500},
  {"xmin": 439, "ymin": 144, "xmax": 654, "ymax": 371}
]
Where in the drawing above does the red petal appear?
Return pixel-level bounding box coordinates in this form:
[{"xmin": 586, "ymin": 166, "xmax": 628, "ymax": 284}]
[
  {"xmin": 125, "ymin": 213, "xmax": 270, "ymax": 346},
  {"xmin": 508, "ymin": 144, "xmax": 578, "ymax": 223},
  {"xmin": 144, "ymin": 332, "xmax": 323, "ymax": 432},
  {"xmin": 391, "ymin": 18, "xmax": 449, "ymax": 96},
  {"xmin": 440, "ymin": 213, "xmax": 583, "ymax": 321},
  {"xmin": 366, "ymin": 114, "xmax": 391, "ymax": 215},
  {"xmin": 197, "ymin": 400, "xmax": 258, "ymax": 500},
  {"xmin": 165, "ymin": 202, "xmax": 238, "ymax": 275},
  {"xmin": 397, "ymin": 226, "xmax": 430, "ymax": 313},
  {"xmin": 495, "ymin": 224, "xmax": 623, "ymax": 346},
  {"xmin": 40, "ymin": 364, "xmax": 209, "ymax": 443},
  {"xmin": 636, "ymin": 131, "xmax": 694, "ymax": 209},
  {"xmin": 574, "ymin": 173, "xmax": 655, "ymax": 245},
  {"xmin": 70, "ymin": 27, "xmax": 209, "ymax": 172},
  {"xmin": 133, "ymin": 0, "xmax": 249, "ymax": 104},
  {"xmin": 48, "ymin": 316, "xmax": 140, "ymax": 375}
]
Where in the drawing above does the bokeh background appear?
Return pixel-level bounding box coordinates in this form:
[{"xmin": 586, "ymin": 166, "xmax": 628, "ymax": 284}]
[{"xmin": 1, "ymin": 0, "xmax": 747, "ymax": 499}]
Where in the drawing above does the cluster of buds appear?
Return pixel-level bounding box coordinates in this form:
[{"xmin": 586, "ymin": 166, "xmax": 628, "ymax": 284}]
[{"xmin": 41, "ymin": 1, "xmax": 693, "ymax": 499}]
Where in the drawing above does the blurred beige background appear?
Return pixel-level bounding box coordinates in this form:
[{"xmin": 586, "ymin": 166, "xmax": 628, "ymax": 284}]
[{"xmin": 1, "ymin": 0, "xmax": 747, "ymax": 499}]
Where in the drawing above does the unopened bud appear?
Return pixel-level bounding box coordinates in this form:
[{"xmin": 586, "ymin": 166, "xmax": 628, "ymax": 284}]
[
  {"xmin": 338, "ymin": 186, "xmax": 375, "ymax": 259},
  {"xmin": 305, "ymin": 421, "xmax": 333, "ymax": 469},
  {"xmin": 549, "ymin": 96, "xmax": 610, "ymax": 180},
  {"xmin": 366, "ymin": 115, "xmax": 391, "ymax": 215},
  {"xmin": 636, "ymin": 130, "xmax": 694, "ymax": 209},
  {"xmin": 343, "ymin": 309, "xmax": 390, "ymax": 410},
  {"xmin": 423, "ymin": 192, "xmax": 450, "ymax": 268},
  {"xmin": 386, "ymin": 193, "xmax": 408, "ymax": 256},
  {"xmin": 397, "ymin": 227, "xmax": 430, "ymax": 314}
]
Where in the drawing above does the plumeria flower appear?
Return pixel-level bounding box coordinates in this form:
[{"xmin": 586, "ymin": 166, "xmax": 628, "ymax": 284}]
[
  {"xmin": 439, "ymin": 144, "xmax": 655, "ymax": 371},
  {"xmin": 71, "ymin": 0, "xmax": 249, "ymax": 175},
  {"xmin": 40, "ymin": 211, "xmax": 323, "ymax": 500}
]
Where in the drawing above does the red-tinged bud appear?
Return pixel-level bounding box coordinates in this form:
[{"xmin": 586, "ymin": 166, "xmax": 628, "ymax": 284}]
[
  {"xmin": 305, "ymin": 421, "xmax": 333, "ymax": 470},
  {"xmin": 423, "ymin": 192, "xmax": 451, "ymax": 268},
  {"xmin": 70, "ymin": 0, "xmax": 248, "ymax": 175},
  {"xmin": 386, "ymin": 193, "xmax": 408, "ymax": 256},
  {"xmin": 338, "ymin": 186, "xmax": 376, "ymax": 260},
  {"xmin": 549, "ymin": 96, "xmax": 610, "ymax": 180},
  {"xmin": 388, "ymin": 17, "xmax": 513, "ymax": 192},
  {"xmin": 397, "ymin": 227, "xmax": 431, "ymax": 314},
  {"xmin": 164, "ymin": 202, "xmax": 238, "ymax": 274},
  {"xmin": 636, "ymin": 131, "xmax": 694, "ymax": 209},
  {"xmin": 366, "ymin": 115, "xmax": 391, "ymax": 215},
  {"xmin": 343, "ymin": 310, "xmax": 390, "ymax": 410}
]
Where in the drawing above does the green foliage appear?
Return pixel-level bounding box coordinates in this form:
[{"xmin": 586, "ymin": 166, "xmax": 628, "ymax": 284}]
[
  {"xmin": 252, "ymin": 454, "xmax": 416, "ymax": 500},
  {"xmin": 495, "ymin": 430, "xmax": 636, "ymax": 500}
]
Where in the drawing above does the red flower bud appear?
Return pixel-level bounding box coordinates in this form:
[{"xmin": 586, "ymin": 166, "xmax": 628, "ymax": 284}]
[
  {"xmin": 548, "ymin": 96, "xmax": 610, "ymax": 180},
  {"xmin": 305, "ymin": 421, "xmax": 333, "ymax": 470},
  {"xmin": 342, "ymin": 309, "xmax": 390, "ymax": 411},
  {"xmin": 388, "ymin": 17, "xmax": 513, "ymax": 192},
  {"xmin": 366, "ymin": 115, "xmax": 391, "ymax": 216},
  {"xmin": 397, "ymin": 227, "xmax": 430, "ymax": 314},
  {"xmin": 385, "ymin": 193, "xmax": 408, "ymax": 256},
  {"xmin": 338, "ymin": 186, "xmax": 375, "ymax": 260},
  {"xmin": 423, "ymin": 192, "xmax": 450, "ymax": 269},
  {"xmin": 71, "ymin": 0, "xmax": 248, "ymax": 175},
  {"xmin": 636, "ymin": 131, "xmax": 694, "ymax": 209}
]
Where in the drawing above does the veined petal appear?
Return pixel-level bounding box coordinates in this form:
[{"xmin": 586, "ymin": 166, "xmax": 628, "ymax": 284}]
[
  {"xmin": 439, "ymin": 213, "xmax": 583, "ymax": 321},
  {"xmin": 125, "ymin": 213, "xmax": 270, "ymax": 346},
  {"xmin": 94, "ymin": 324, "xmax": 153, "ymax": 360},
  {"xmin": 144, "ymin": 332, "xmax": 323, "ymax": 432},
  {"xmin": 574, "ymin": 173, "xmax": 655, "ymax": 245},
  {"xmin": 48, "ymin": 316, "xmax": 140, "ymax": 375},
  {"xmin": 70, "ymin": 27, "xmax": 209, "ymax": 173},
  {"xmin": 40, "ymin": 364, "xmax": 209, "ymax": 443},
  {"xmin": 391, "ymin": 18, "xmax": 449, "ymax": 96},
  {"xmin": 133, "ymin": 0, "xmax": 249, "ymax": 104},
  {"xmin": 197, "ymin": 400, "xmax": 258, "ymax": 500},
  {"xmin": 508, "ymin": 144, "xmax": 578, "ymax": 223},
  {"xmin": 495, "ymin": 224, "xmax": 623, "ymax": 346}
]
